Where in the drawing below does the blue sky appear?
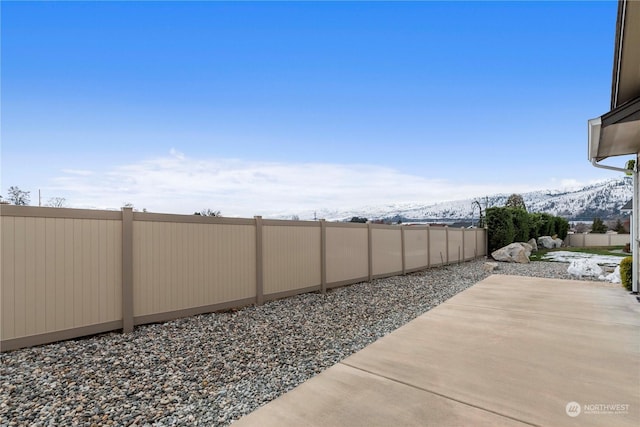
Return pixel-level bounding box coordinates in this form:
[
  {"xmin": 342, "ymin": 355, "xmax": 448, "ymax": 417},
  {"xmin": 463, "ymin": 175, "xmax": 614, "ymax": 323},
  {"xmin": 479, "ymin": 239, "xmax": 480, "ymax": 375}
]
[{"xmin": 1, "ymin": 0, "xmax": 628, "ymax": 218}]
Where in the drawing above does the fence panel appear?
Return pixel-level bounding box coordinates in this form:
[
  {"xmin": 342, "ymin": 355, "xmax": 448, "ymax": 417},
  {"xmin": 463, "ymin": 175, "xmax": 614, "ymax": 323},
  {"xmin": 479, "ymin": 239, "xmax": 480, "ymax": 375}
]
[
  {"xmin": 477, "ymin": 229, "xmax": 487, "ymax": 256},
  {"xmin": 463, "ymin": 229, "xmax": 477, "ymax": 260},
  {"xmin": 610, "ymin": 234, "xmax": 630, "ymax": 246},
  {"xmin": 448, "ymin": 228, "xmax": 464, "ymax": 263},
  {"xmin": 565, "ymin": 233, "xmax": 630, "ymax": 247},
  {"xmin": 263, "ymin": 221, "xmax": 321, "ymax": 297},
  {"xmin": 326, "ymin": 224, "xmax": 368, "ymax": 286},
  {"xmin": 1, "ymin": 207, "xmax": 122, "ymax": 351},
  {"xmin": 429, "ymin": 227, "xmax": 447, "ymax": 266},
  {"xmin": 132, "ymin": 216, "xmax": 256, "ymax": 322},
  {"xmin": 371, "ymin": 227, "xmax": 402, "ymax": 277},
  {"xmin": 404, "ymin": 228, "xmax": 429, "ymax": 271}
]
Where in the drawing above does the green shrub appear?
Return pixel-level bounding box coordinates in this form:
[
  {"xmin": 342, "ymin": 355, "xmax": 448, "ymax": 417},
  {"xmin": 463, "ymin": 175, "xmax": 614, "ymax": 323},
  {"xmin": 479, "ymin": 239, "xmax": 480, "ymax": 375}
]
[
  {"xmin": 528, "ymin": 213, "xmax": 542, "ymax": 240},
  {"xmin": 509, "ymin": 207, "xmax": 530, "ymax": 243},
  {"xmin": 554, "ymin": 216, "xmax": 570, "ymax": 240},
  {"xmin": 620, "ymin": 257, "xmax": 633, "ymax": 291},
  {"xmin": 486, "ymin": 207, "xmax": 514, "ymax": 253}
]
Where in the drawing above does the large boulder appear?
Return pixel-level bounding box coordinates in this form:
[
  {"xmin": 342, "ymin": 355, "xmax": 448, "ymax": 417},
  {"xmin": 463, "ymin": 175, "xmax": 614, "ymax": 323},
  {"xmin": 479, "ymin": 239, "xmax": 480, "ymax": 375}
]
[
  {"xmin": 527, "ymin": 238, "xmax": 538, "ymax": 252},
  {"xmin": 538, "ymin": 236, "xmax": 563, "ymax": 249},
  {"xmin": 491, "ymin": 243, "xmax": 530, "ymax": 263}
]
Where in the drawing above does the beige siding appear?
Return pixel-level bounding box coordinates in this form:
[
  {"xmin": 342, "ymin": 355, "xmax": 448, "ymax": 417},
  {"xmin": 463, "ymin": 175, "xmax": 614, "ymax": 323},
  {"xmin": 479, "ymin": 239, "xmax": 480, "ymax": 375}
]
[
  {"xmin": 372, "ymin": 228, "xmax": 402, "ymax": 276},
  {"xmin": 326, "ymin": 226, "xmax": 368, "ymax": 283},
  {"xmin": 404, "ymin": 229, "xmax": 429, "ymax": 270},
  {"xmin": 447, "ymin": 228, "xmax": 463, "ymax": 263},
  {"xmin": 133, "ymin": 221, "xmax": 255, "ymax": 317},
  {"xmin": 429, "ymin": 228, "xmax": 447, "ymax": 266},
  {"xmin": 1, "ymin": 215, "xmax": 122, "ymax": 341},
  {"xmin": 263, "ymin": 225, "xmax": 321, "ymax": 295}
]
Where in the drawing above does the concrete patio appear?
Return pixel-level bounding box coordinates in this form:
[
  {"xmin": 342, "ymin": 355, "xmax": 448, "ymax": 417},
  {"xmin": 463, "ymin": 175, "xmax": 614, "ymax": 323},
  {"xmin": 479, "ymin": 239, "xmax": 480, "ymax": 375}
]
[{"xmin": 234, "ymin": 274, "xmax": 640, "ymax": 427}]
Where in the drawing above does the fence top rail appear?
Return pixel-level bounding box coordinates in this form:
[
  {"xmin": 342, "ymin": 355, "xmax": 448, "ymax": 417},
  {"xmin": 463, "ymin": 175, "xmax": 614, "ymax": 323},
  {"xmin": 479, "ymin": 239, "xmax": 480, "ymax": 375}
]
[
  {"xmin": 325, "ymin": 222, "xmax": 368, "ymax": 229},
  {"xmin": 262, "ymin": 219, "xmax": 321, "ymax": 227},
  {"xmin": 133, "ymin": 212, "xmax": 255, "ymax": 226},
  {"xmin": 370, "ymin": 223, "xmax": 401, "ymax": 230},
  {"xmin": 0, "ymin": 205, "xmax": 122, "ymax": 220}
]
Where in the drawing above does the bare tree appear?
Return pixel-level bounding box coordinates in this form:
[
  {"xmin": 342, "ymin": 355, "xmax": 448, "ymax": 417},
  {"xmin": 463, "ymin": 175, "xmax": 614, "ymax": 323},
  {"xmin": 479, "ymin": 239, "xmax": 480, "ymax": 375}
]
[
  {"xmin": 46, "ymin": 197, "xmax": 68, "ymax": 208},
  {"xmin": 7, "ymin": 186, "xmax": 30, "ymax": 205},
  {"xmin": 194, "ymin": 209, "xmax": 221, "ymax": 217},
  {"xmin": 291, "ymin": 215, "xmax": 300, "ymax": 221},
  {"xmin": 505, "ymin": 194, "xmax": 527, "ymax": 211}
]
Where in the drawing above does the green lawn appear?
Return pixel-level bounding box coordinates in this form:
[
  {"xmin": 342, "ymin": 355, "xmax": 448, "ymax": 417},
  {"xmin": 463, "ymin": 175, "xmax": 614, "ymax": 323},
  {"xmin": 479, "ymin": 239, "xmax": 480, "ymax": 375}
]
[{"xmin": 530, "ymin": 246, "xmax": 629, "ymax": 262}]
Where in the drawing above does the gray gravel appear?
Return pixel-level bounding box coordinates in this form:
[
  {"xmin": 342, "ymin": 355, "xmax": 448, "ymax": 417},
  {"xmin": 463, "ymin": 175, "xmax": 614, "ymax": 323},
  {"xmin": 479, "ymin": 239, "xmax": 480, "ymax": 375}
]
[{"xmin": 0, "ymin": 259, "xmax": 605, "ymax": 426}]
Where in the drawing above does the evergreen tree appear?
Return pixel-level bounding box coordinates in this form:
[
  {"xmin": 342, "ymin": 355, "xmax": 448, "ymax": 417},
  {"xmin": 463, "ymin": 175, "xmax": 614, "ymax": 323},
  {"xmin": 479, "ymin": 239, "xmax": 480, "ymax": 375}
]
[{"xmin": 591, "ymin": 217, "xmax": 607, "ymax": 234}]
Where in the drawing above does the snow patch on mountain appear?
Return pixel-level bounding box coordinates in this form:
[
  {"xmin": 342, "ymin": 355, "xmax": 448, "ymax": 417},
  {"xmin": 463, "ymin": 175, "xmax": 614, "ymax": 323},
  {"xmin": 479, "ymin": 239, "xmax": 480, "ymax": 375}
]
[{"xmin": 287, "ymin": 177, "xmax": 633, "ymax": 222}]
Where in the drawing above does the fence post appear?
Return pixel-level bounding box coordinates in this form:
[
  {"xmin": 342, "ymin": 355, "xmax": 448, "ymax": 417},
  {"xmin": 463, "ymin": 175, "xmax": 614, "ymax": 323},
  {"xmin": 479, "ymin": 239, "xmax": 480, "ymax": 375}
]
[
  {"xmin": 445, "ymin": 226, "xmax": 449, "ymax": 265},
  {"xmin": 121, "ymin": 207, "xmax": 134, "ymax": 333},
  {"xmin": 608, "ymin": 233, "xmax": 612, "ymax": 246},
  {"xmin": 475, "ymin": 228, "xmax": 479, "ymax": 259},
  {"xmin": 255, "ymin": 216, "xmax": 264, "ymax": 305},
  {"xmin": 485, "ymin": 227, "xmax": 489, "ymax": 257},
  {"xmin": 368, "ymin": 222, "xmax": 373, "ymax": 282},
  {"xmin": 401, "ymin": 226, "xmax": 406, "ymax": 274},
  {"xmin": 426, "ymin": 225, "xmax": 431, "ymax": 268},
  {"xmin": 461, "ymin": 227, "xmax": 465, "ymax": 262},
  {"xmin": 320, "ymin": 219, "xmax": 327, "ymax": 293}
]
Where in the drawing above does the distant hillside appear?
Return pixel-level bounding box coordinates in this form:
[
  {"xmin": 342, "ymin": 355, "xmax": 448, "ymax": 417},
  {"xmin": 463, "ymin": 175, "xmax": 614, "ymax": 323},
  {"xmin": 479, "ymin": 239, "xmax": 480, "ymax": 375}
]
[{"xmin": 289, "ymin": 177, "xmax": 633, "ymax": 222}]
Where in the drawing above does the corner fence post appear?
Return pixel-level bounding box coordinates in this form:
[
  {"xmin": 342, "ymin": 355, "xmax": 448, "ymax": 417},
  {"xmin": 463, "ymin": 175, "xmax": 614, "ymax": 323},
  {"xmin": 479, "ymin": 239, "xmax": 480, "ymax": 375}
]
[
  {"xmin": 255, "ymin": 216, "xmax": 264, "ymax": 305},
  {"xmin": 121, "ymin": 207, "xmax": 134, "ymax": 333},
  {"xmin": 485, "ymin": 227, "xmax": 489, "ymax": 257}
]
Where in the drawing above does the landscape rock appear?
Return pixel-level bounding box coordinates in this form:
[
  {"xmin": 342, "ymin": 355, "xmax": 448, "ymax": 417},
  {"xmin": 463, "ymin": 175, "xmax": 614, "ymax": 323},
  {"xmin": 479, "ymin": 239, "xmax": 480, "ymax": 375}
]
[
  {"xmin": 537, "ymin": 236, "xmax": 561, "ymax": 249},
  {"xmin": 483, "ymin": 262, "xmax": 499, "ymax": 272},
  {"xmin": 527, "ymin": 238, "xmax": 538, "ymax": 252},
  {"xmin": 491, "ymin": 243, "xmax": 530, "ymax": 263},
  {"xmin": 519, "ymin": 242, "xmax": 533, "ymax": 257}
]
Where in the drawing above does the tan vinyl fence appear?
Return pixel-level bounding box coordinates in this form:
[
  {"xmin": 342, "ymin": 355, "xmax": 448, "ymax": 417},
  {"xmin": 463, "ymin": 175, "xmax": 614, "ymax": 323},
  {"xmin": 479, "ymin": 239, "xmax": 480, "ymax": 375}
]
[
  {"xmin": 564, "ymin": 233, "xmax": 630, "ymax": 247},
  {"xmin": 1, "ymin": 206, "xmax": 487, "ymax": 351}
]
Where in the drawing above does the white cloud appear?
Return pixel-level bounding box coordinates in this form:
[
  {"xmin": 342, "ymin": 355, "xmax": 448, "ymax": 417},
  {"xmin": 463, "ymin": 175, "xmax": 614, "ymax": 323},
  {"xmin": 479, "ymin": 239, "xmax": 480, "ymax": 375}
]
[
  {"xmin": 60, "ymin": 169, "xmax": 94, "ymax": 176},
  {"xmin": 48, "ymin": 151, "xmax": 568, "ymax": 218}
]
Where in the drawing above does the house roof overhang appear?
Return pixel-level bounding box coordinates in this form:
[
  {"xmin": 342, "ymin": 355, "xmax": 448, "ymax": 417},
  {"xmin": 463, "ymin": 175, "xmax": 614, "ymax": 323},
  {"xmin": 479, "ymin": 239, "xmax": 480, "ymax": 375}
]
[{"xmin": 589, "ymin": 0, "xmax": 640, "ymax": 163}]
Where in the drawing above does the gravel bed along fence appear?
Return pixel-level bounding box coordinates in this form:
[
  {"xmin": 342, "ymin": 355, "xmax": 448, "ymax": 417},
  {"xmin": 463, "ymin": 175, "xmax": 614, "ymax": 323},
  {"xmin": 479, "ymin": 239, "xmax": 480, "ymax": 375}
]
[{"xmin": 0, "ymin": 259, "xmax": 603, "ymax": 426}]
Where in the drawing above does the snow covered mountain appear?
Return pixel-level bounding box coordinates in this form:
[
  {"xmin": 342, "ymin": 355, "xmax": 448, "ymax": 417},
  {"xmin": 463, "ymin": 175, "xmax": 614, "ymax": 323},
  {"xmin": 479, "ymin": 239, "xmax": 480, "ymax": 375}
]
[{"xmin": 291, "ymin": 177, "xmax": 633, "ymax": 222}]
